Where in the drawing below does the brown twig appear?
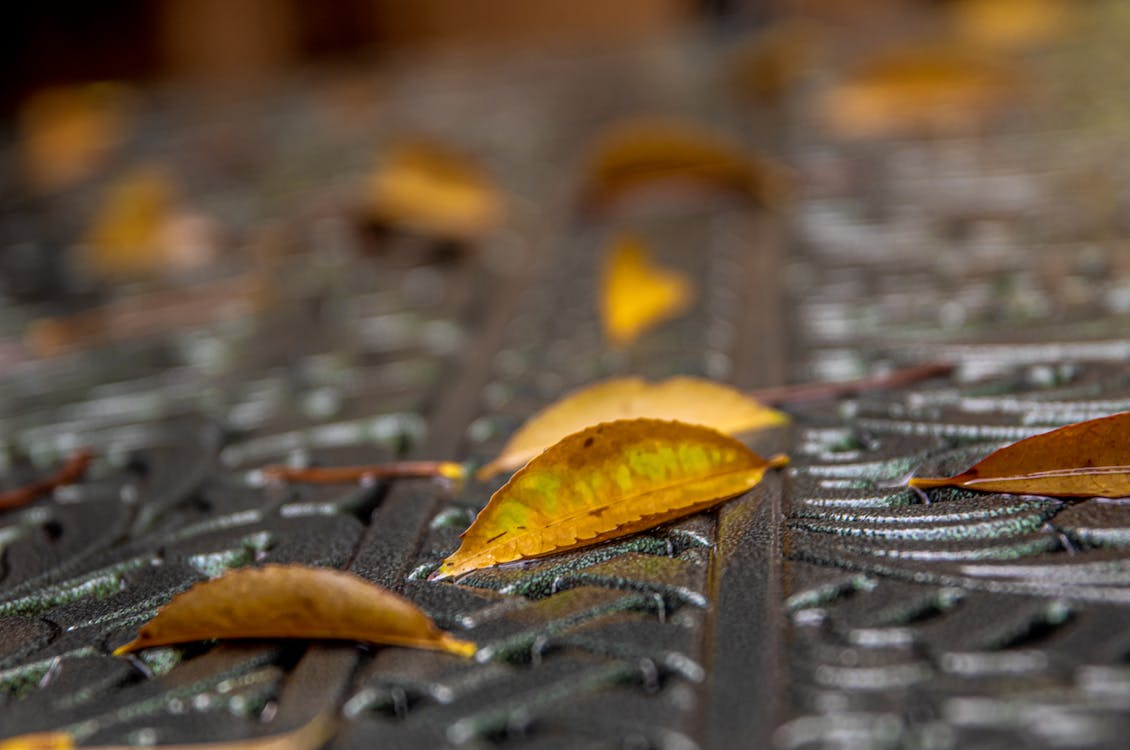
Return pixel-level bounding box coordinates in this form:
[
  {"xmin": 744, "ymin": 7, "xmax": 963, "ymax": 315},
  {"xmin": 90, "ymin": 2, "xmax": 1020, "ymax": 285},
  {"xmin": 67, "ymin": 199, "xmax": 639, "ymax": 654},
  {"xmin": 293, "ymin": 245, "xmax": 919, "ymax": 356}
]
[
  {"xmin": 257, "ymin": 461, "xmax": 465, "ymax": 485},
  {"xmin": 748, "ymin": 361, "xmax": 954, "ymax": 406},
  {"xmin": 0, "ymin": 449, "xmax": 94, "ymax": 511}
]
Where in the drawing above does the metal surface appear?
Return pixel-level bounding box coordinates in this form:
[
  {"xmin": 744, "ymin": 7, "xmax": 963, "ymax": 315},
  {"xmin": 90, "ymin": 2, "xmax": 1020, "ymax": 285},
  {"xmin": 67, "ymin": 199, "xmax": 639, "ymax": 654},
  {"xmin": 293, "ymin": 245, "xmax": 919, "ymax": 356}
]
[{"xmin": 3, "ymin": 7, "xmax": 1130, "ymax": 749}]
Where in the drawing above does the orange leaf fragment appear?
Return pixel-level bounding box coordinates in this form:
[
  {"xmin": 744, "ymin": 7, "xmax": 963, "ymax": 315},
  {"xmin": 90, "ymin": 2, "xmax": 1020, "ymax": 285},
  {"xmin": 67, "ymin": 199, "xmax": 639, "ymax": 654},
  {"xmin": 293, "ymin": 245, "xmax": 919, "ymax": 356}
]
[
  {"xmin": 367, "ymin": 140, "xmax": 504, "ymax": 240},
  {"xmin": 434, "ymin": 419, "xmax": 788, "ymax": 580},
  {"xmin": 113, "ymin": 564, "xmax": 475, "ymax": 657},
  {"xmin": 600, "ymin": 234, "xmax": 694, "ymax": 347},
  {"xmin": 579, "ymin": 118, "xmax": 792, "ymax": 214},
  {"xmin": 820, "ymin": 44, "xmax": 1016, "ymax": 138},
  {"xmin": 909, "ymin": 411, "xmax": 1130, "ymax": 497},
  {"xmin": 19, "ymin": 83, "xmax": 134, "ymax": 192},
  {"xmin": 478, "ymin": 376, "xmax": 787, "ymax": 480},
  {"xmin": 0, "ymin": 711, "xmax": 334, "ymax": 750}
]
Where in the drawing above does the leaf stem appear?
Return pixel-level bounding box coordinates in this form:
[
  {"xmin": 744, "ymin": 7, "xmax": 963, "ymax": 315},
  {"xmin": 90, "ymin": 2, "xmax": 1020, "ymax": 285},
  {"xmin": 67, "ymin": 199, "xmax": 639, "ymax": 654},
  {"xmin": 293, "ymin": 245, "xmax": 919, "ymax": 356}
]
[
  {"xmin": 748, "ymin": 361, "xmax": 953, "ymax": 405},
  {"xmin": 0, "ymin": 449, "xmax": 94, "ymax": 511},
  {"xmin": 256, "ymin": 461, "xmax": 465, "ymax": 485}
]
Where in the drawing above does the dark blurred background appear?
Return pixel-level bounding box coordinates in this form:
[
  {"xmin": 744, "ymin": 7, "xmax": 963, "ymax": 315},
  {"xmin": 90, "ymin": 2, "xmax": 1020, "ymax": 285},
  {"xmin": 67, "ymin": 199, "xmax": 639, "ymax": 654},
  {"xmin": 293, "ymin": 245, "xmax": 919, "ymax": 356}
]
[{"xmin": 2, "ymin": 0, "xmax": 768, "ymax": 114}]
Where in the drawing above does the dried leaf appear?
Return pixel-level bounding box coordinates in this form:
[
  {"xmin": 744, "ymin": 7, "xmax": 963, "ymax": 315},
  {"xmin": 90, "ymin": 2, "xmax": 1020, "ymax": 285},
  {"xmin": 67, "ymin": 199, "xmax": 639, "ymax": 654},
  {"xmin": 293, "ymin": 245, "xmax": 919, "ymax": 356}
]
[
  {"xmin": 19, "ymin": 83, "xmax": 134, "ymax": 192},
  {"xmin": 114, "ymin": 564, "xmax": 475, "ymax": 657},
  {"xmin": 0, "ymin": 711, "xmax": 333, "ymax": 750},
  {"xmin": 909, "ymin": 411, "xmax": 1130, "ymax": 497},
  {"xmin": 600, "ymin": 233, "xmax": 694, "ymax": 347},
  {"xmin": 367, "ymin": 140, "xmax": 504, "ymax": 240},
  {"xmin": 580, "ymin": 118, "xmax": 792, "ymax": 214},
  {"xmin": 478, "ymin": 376, "xmax": 788, "ymax": 480},
  {"xmin": 434, "ymin": 419, "xmax": 788, "ymax": 580},
  {"xmin": 820, "ymin": 44, "xmax": 1015, "ymax": 137},
  {"xmin": 951, "ymin": 0, "xmax": 1072, "ymax": 50}
]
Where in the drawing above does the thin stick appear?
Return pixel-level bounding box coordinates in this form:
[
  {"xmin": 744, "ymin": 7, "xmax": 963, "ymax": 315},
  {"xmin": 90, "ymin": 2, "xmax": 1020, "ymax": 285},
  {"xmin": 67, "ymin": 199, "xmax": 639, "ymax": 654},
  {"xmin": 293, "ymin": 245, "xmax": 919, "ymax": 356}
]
[
  {"xmin": 0, "ymin": 449, "xmax": 94, "ymax": 510},
  {"xmin": 256, "ymin": 461, "xmax": 465, "ymax": 485},
  {"xmin": 748, "ymin": 361, "xmax": 953, "ymax": 406}
]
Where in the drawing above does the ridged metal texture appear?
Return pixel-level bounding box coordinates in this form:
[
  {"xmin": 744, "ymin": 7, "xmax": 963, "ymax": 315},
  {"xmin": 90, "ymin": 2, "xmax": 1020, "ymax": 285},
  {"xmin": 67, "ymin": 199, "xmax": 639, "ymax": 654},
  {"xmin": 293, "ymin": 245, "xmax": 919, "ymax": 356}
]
[{"xmin": 3, "ymin": 5, "xmax": 1130, "ymax": 748}]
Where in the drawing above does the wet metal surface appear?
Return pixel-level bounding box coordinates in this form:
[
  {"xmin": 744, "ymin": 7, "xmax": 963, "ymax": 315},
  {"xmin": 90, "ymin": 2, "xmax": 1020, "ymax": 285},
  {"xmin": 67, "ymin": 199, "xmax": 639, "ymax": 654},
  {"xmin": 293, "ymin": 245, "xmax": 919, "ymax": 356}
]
[{"xmin": 4, "ymin": 7, "xmax": 1130, "ymax": 748}]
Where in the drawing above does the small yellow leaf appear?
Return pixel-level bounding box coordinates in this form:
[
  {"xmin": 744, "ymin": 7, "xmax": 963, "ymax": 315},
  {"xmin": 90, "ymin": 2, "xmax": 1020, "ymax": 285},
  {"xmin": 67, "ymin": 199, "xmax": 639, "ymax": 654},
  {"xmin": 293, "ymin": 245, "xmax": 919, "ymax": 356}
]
[
  {"xmin": 0, "ymin": 711, "xmax": 334, "ymax": 750},
  {"xmin": 83, "ymin": 165, "xmax": 177, "ymax": 279},
  {"xmin": 478, "ymin": 376, "xmax": 788, "ymax": 480},
  {"xmin": 113, "ymin": 564, "xmax": 475, "ymax": 657},
  {"xmin": 434, "ymin": 419, "xmax": 788, "ymax": 580},
  {"xmin": 600, "ymin": 234, "xmax": 694, "ymax": 347},
  {"xmin": 367, "ymin": 140, "xmax": 504, "ymax": 240},
  {"xmin": 910, "ymin": 411, "xmax": 1130, "ymax": 497},
  {"xmin": 580, "ymin": 118, "xmax": 792, "ymax": 214},
  {"xmin": 821, "ymin": 44, "xmax": 1015, "ymax": 138}
]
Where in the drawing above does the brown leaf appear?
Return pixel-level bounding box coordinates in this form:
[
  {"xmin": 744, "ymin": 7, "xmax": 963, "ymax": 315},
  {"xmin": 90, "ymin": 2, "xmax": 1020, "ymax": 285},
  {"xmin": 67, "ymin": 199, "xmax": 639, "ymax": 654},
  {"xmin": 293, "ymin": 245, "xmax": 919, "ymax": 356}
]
[
  {"xmin": 434, "ymin": 419, "xmax": 788, "ymax": 580},
  {"xmin": 0, "ymin": 711, "xmax": 334, "ymax": 750},
  {"xmin": 478, "ymin": 376, "xmax": 787, "ymax": 480},
  {"xmin": 113, "ymin": 564, "xmax": 475, "ymax": 657},
  {"xmin": 579, "ymin": 118, "xmax": 792, "ymax": 214},
  {"xmin": 367, "ymin": 140, "xmax": 504, "ymax": 240},
  {"xmin": 909, "ymin": 411, "xmax": 1130, "ymax": 497},
  {"xmin": 820, "ymin": 44, "xmax": 1016, "ymax": 138},
  {"xmin": 599, "ymin": 234, "xmax": 694, "ymax": 347}
]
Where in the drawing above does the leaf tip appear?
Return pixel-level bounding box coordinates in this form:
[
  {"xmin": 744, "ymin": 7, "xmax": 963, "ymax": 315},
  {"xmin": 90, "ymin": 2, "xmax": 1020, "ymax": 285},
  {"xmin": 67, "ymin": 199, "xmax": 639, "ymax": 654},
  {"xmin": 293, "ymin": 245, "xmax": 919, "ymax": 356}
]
[
  {"xmin": 768, "ymin": 453, "xmax": 790, "ymax": 470},
  {"xmin": 111, "ymin": 640, "xmax": 139, "ymax": 656},
  {"xmin": 441, "ymin": 635, "xmax": 477, "ymax": 658},
  {"xmin": 907, "ymin": 476, "xmax": 938, "ymax": 489}
]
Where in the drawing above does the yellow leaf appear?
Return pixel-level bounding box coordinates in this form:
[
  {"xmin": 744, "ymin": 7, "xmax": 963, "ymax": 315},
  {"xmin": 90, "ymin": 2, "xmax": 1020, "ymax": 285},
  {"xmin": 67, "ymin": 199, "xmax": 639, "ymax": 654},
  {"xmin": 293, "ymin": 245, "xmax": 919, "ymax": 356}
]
[
  {"xmin": 820, "ymin": 44, "xmax": 1015, "ymax": 138},
  {"xmin": 0, "ymin": 712, "xmax": 334, "ymax": 750},
  {"xmin": 0, "ymin": 733, "xmax": 72, "ymax": 750},
  {"xmin": 83, "ymin": 165, "xmax": 177, "ymax": 279},
  {"xmin": 910, "ymin": 411, "xmax": 1130, "ymax": 497},
  {"xmin": 367, "ymin": 140, "xmax": 504, "ymax": 240},
  {"xmin": 113, "ymin": 564, "xmax": 475, "ymax": 657},
  {"xmin": 951, "ymin": 0, "xmax": 1072, "ymax": 50},
  {"xmin": 478, "ymin": 376, "xmax": 788, "ymax": 480},
  {"xmin": 579, "ymin": 118, "xmax": 792, "ymax": 214},
  {"xmin": 433, "ymin": 419, "xmax": 788, "ymax": 580},
  {"xmin": 600, "ymin": 234, "xmax": 694, "ymax": 347}
]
